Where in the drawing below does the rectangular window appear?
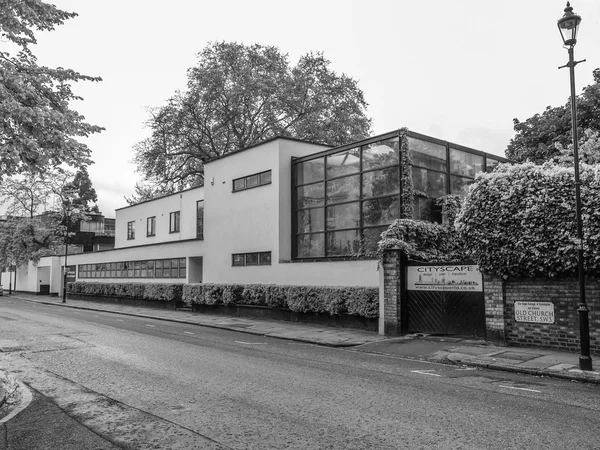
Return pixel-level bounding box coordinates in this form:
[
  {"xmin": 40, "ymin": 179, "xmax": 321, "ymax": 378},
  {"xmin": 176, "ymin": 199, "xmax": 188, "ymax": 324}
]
[
  {"xmin": 127, "ymin": 221, "xmax": 135, "ymax": 240},
  {"xmin": 178, "ymin": 258, "xmax": 186, "ymax": 278},
  {"xmin": 147, "ymin": 216, "xmax": 156, "ymax": 236},
  {"xmin": 169, "ymin": 211, "xmax": 180, "ymax": 233},
  {"xmin": 155, "ymin": 260, "xmax": 163, "ymax": 278},
  {"xmin": 232, "ymin": 252, "xmax": 271, "ymax": 266},
  {"xmin": 196, "ymin": 200, "xmax": 204, "ymax": 240},
  {"xmin": 232, "ymin": 254, "xmax": 245, "ymax": 266},
  {"xmin": 147, "ymin": 260, "xmax": 155, "ymax": 278},
  {"xmin": 162, "ymin": 259, "xmax": 171, "ymax": 278},
  {"xmin": 232, "ymin": 170, "xmax": 272, "ymax": 192}
]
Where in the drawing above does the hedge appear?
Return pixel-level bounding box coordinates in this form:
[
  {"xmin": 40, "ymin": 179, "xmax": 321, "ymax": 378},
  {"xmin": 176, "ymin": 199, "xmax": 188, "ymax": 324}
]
[
  {"xmin": 456, "ymin": 162, "xmax": 600, "ymax": 278},
  {"xmin": 68, "ymin": 282, "xmax": 379, "ymax": 319},
  {"xmin": 182, "ymin": 283, "xmax": 379, "ymax": 319},
  {"xmin": 67, "ymin": 282, "xmax": 183, "ymax": 302}
]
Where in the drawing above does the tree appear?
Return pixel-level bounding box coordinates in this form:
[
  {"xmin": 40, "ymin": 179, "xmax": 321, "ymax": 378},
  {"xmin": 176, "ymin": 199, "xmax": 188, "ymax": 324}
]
[
  {"xmin": 506, "ymin": 68, "xmax": 600, "ymax": 163},
  {"xmin": 0, "ymin": 169, "xmax": 94, "ymax": 267},
  {"xmin": 0, "ymin": 0, "xmax": 103, "ymax": 177},
  {"xmin": 132, "ymin": 41, "xmax": 372, "ymax": 195}
]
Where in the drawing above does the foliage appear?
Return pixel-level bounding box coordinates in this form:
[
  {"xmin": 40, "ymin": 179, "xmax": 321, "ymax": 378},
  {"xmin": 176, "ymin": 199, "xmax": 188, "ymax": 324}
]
[
  {"xmin": 506, "ymin": 68, "xmax": 600, "ymax": 163},
  {"xmin": 0, "ymin": 0, "xmax": 103, "ymax": 176},
  {"xmin": 64, "ymin": 167, "xmax": 99, "ymax": 213},
  {"xmin": 553, "ymin": 129, "xmax": 600, "ymax": 166},
  {"xmin": 378, "ymin": 216, "xmax": 466, "ymax": 263},
  {"xmin": 455, "ymin": 162, "xmax": 600, "ymax": 278},
  {"xmin": 123, "ymin": 179, "xmax": 172, "ymax": 206},
  {"xmin": 181, "ymin": 283, "xmax": 379, "ymax": 318},
  {"xmin": 399, "ymin": 129, "xmax": 414, "ymax": 219},
  {"xmin": 0, "ymin": 169, "xmax": 98, "ymax": 268},
  {"xmin": 68, "ymin": 282, "xmax": 183, "ymax": 301},
  {"xmin": 132, "ymin": 41, "xmax": 372, "ymax": 196},
  {"xmin": 436, "ymin": 194, "xmax": 462, "ymax": 226}
]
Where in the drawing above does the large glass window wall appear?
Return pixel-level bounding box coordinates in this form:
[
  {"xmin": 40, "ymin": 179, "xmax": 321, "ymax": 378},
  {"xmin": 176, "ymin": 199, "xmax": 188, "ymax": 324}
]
[
  {"xmin": 293, "ymin": 130, "xmax": 507, "ymax": 259},
  {"xmin": 294, "ymin": 137, "xmax": 401, "ymax": 258}
]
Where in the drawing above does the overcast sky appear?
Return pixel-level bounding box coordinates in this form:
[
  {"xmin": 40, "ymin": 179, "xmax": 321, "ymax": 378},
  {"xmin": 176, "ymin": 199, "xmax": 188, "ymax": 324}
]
[{"xmin": 32, "ymin": 0, "xmax": 600, "ymax": 216}]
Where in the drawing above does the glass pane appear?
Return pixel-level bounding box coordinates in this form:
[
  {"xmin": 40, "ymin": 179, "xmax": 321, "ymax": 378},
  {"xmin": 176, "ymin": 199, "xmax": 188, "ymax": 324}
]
[
  {"xmin": 326, "ymin": 147, "xmax": 360, "ymax": 178},
  {"xmin": 363, "ymin": 226, "xmax": 388, "ymax": 254},
  {"xmin": 179, "ymin": 267, "xmax": 186, "ymax": 278},
  {"xmin": 412, "ymin": 167, "xmax": 447, "ymax": 198},
  {"xmin": 260, "ymin": 171, "xmax": 272, "ymax": 184},
  {"xmin": 171, "ymin": 259, "xmax": 178, "ymax": 277},
  {"xmin": 246, "ymin": 174, "xmax": 259, "ymax": 188},
  {"xmin": 363, "ymin": 195, "xmax": 400, "ymax": 227},
  {"xmin": 326, "ymin": 174, "xmax": 359, "ymax": 204},
  {"xmin": 296, "ymin": 158, "xmax": 324, "ymax": 185},
  {"xmin": 362, "ymin": 137, "xmax": 400, "ymax": 170},
  {"xmin": 486, "ymin": 158, "xmax": 501, "ymax": 172},
  {"xmin": 407, "ymin": 136, "xmax": 447, "ymax": 171},
  {"xmin": 147, "ymin": 260, "xmax": 154, "ymax": 278},
  {"xmin": 450, "ymin": 175, "xmax": 475, "ymax": 198},
  {"xmin": 232, "ymin": 254, "xmax": 245, "ymax": 266},
  {"xmin": 179, "ymin": 258, "xmax": 186, "ymax": 268},
  {"xmin": 450, "ymin": 148, "xmax": 483, "ymax": 177},
  {"xmin": 162, "ymin": 259, "xmax": 171, "ymax": 278},
  {"xmin": 327, "ymin": 202, "xmax": 360, "ymax": 230},
  {"xmin": 233, "ymin": 178, "xmax": 245, "ymax": 191},
  {"xmin": 297, "ymin": 233, "xmax": 325, "ymax": 258},
  {"xmin": 297, "ymin": 208, "xmax": 324, "ymax": 233},
  {"xmin": 327, "ymin": 229, "xmax": 360, "ymax": 256},
  {"xmin": 245, "ymin": 253, "xmax": 258, "ymax": 265},
  {"xmin": 259, "ymin": 252, "xmax": 272, "ymax": 265},
  {"xmin": 155, "ymin": 260, "xmax": 163, "ymax": 278},
  {"xmin": 362, "ymin": 167, "xmax": 400, "ymax": 199},
  {"xmin": 297, "ymin": 182, "xmax": 324, "ymax": 209},
  {"xmin": 413, "ymin": 197, "xmax": 442, "ymax": 223}
]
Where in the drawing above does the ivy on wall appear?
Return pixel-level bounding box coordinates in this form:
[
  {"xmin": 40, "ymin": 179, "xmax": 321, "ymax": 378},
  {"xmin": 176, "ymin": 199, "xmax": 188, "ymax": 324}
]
[
  {"xmin": 399, "ymin": 128, "xmax": 414, "ymax": 219},
  {"xmin": 455, "ymin": 162, "xmax": 600, "ymax": 278},
  {"xmin": 377, "ymin": 195, "xmax": 465, "ymax": 262}
]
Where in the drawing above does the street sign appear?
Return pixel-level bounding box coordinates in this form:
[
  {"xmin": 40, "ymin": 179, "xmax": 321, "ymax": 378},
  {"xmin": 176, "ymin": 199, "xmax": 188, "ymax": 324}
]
[{"xmin": 514, "ymin": 301, "xmax": 555, "ymax": 324}]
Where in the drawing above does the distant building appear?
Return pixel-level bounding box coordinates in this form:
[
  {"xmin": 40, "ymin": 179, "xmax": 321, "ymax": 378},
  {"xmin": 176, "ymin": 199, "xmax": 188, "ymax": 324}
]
[{"xmin": 1, "ymin": 129, "xmax": 506, "ymax": 295}]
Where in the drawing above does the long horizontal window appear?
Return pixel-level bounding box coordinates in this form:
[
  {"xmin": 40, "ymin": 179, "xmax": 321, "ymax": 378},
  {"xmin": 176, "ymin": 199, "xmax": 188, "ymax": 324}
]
[
  {"xmin": 232, "ymin": 252, "xmax": 272, "ymax": 266},
  {"xmin": 78, "ymin": 258, "xmax": 186, "ymax": 279},
  {"xmin": 233, "ymin": 170, "xmax": 272, "ymax": 192}
]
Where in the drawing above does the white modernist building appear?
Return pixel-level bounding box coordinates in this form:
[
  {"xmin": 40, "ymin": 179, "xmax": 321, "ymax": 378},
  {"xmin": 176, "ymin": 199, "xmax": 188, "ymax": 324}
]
[{"xmin": 1, "ymin": 130, "xmax": 506, "ymax": 296}]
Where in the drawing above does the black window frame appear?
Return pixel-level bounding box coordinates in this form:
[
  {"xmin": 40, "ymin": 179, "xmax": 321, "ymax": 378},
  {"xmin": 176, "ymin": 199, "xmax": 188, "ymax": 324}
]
[
  {"xmin": 232, "ymin": 170, "xmax": 272, "ymax": 193},
  {"xmin": 196, "ymin": 200, "xmax": 204, "ymax": 240},
  {"xmin": 169, "ymin": 211, "xmax": 180, "ymax": 233},
  {"xmin": 147, "ymin": 216, "xmax": 156, "ymax": 237},
  {"xmin": 232, "ymin": 251, "xmax": 272, "ymax": 267},
  {"xmin": 127, "ymin": 221, "xmax": 135, "ymax": 240}
]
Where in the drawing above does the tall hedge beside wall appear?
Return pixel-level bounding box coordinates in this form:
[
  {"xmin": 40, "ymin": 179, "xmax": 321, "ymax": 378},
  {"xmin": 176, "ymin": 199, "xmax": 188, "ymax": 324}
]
[
  {"xmin": 68, "ymin": 282, "xmax": 183, "ymax": 303},
  {"xmin": 485, "ymin": 276, "xmax": 600, "ymax": 355}
]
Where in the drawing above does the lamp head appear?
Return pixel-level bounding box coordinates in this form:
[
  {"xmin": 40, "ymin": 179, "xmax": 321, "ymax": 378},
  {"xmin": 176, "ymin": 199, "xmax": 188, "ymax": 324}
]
[{"xmin": 558, "ymin": 2, "xmax": 582, "ymax": 47}]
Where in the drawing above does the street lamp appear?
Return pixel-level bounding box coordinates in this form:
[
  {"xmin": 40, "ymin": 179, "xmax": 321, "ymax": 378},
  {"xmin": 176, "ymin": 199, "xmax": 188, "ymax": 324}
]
[
  {"xmin": 557, "ymin": 2, "xmax": 592, "ymax": 371},
  {"xmin": 62, "ymin": 226, "xmax": 68, "ymax": 303}
]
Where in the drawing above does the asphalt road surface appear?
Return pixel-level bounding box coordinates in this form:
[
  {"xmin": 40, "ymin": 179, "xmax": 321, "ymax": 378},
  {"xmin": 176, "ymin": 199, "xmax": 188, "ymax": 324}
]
[{"xmin": 0, "ymin": 298, "xmax": 598, "ymax": 449}]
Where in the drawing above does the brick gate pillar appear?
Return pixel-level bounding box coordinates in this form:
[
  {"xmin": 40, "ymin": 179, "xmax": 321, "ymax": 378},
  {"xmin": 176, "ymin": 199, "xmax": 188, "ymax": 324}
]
[{"xmin": 379, "ymin": 248, "xmax": 404, "ymax": 336}]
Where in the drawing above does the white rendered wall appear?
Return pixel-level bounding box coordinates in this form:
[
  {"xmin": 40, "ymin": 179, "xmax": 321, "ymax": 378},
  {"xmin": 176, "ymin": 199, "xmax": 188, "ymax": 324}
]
[
  {"xmin": 114, "ymin": 187, "xmax": 204, "ymax": 248},
  {"xmin": 202, "ymin": 139, "xmax": 379, "ymax": 287}
]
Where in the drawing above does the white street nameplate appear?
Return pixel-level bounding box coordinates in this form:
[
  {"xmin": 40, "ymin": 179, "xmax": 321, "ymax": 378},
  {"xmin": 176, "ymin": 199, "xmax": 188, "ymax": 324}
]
[{"xmin": 514, "ymin": 301, "xmax": 555, "ymax": 324}]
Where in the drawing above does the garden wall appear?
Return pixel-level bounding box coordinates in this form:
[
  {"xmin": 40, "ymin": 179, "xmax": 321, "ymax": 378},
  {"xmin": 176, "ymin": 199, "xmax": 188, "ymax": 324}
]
[{"xmin": 484, "ymin": 275, "xmax": 600, "ymax": 355}]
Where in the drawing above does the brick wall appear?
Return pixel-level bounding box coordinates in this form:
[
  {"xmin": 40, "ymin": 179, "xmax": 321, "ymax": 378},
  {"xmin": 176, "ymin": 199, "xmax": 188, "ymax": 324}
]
[
  {"xmin": 483, "ymin": 275, "xmax": 505, "ymax": 342},
  {"xmin": 382, "ymin": 249, "xmax": 402, "ymax": 335},
  {"xmin": 486, "ymin": 276, "xmax": 599, "ymax": 355}
]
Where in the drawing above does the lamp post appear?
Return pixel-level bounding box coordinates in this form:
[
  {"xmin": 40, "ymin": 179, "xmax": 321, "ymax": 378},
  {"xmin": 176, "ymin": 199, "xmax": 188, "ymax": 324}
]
[
  {"xmin": 557, "ymin": 2, "xmax": 592, "ymax": 371},
  {"xmin": 62, "ymin": 227, "xmax": 68, "ymax": 303}
]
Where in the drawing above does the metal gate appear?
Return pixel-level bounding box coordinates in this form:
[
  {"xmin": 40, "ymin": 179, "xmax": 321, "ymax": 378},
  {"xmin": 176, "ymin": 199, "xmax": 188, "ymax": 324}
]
[{"xmin": 405, "ymin": 262, "xmax": 486, "ymax": 337}]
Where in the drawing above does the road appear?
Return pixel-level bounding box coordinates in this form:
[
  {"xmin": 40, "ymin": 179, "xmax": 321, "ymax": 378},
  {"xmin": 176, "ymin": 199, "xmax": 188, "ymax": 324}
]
[{"xmin": 0, "ymin": 298, "xmax": 598, "ymax": 449}]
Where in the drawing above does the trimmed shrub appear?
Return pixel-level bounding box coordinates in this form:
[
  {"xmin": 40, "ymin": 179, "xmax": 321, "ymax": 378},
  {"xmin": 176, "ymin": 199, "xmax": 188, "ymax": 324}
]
[
  {"xmin": 456, "ymin": 162, "xmax": 600, "ymax": 278},
  {"xmin": 241, "ymin": 284, "xmax": 268, "ymax": 306},
  {"xmin": 183, "ymin": 284, "xmax": 203, "ymax": 306},
  {"xmin": 222, "ymin": 284, "xmax": 244, "ymax": 305},
  {"xmin": 202, "ymin": 284, "xmax": 224, "ymax": 305},
  {"xmin": 143, "ymin": 283, "xmax": 183, "ymax": 302},
  {"xmin": 264, "ymin": 285, "xmax": 288, "ymax": 308},
  {"xmin": 346, "ymin": 287, "xmax": 379, "ymax": 318}
]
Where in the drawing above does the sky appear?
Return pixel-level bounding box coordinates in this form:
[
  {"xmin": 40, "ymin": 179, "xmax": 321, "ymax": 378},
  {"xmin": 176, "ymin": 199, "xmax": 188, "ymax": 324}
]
[{"xmin": 30, "ymin": 0, "xmax": 600, "ymax": 217}]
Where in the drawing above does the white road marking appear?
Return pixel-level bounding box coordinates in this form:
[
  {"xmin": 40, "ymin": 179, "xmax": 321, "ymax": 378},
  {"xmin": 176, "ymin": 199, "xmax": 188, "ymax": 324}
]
[
  {"xmin": 499, "ymin": 385, "xmax": 541, "ymax": 393},
  {"xmin": 93, "ymin": 315, "xmax": 99, "ymax": 318},
  {"xmin": 145, "ymin": 324, "xmax": 155, "ymax": 328},
  {"xmin": 184, "ymin": 331, "xmax": 195, "ymax": 335},
  {"xmin": 411, "ymin": 370, "xmax": 441, "ymax": 377},
  {"xmin": 235, "ymin": 341, "xmax": 267, "ymax": 345},
  {"xmin": 116, "ymin": 319, "xmax": 123, "ymax": 322}
]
